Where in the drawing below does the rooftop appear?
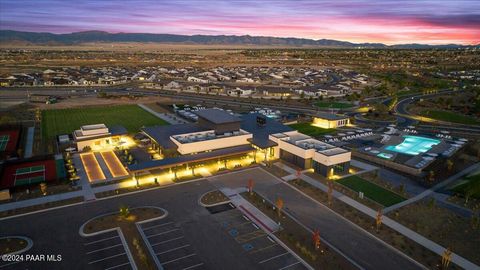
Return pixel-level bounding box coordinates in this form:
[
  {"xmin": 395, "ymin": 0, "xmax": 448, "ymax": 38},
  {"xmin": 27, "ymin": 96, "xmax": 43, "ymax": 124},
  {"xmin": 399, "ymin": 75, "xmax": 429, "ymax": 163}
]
[
  {"xmin": 195, "ymin": 109, "xmax": 241, "ymax": 124},
  {"xmin": 315, "ymin": 112, "xmax": 349, "ymax": 121}
]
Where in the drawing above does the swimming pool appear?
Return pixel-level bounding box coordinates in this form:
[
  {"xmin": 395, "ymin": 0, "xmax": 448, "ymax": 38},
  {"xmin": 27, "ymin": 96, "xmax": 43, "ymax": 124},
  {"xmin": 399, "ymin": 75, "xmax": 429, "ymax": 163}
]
[{"xmin": 385, "ymin": 135, "xmax": 440, "ymax": 156}]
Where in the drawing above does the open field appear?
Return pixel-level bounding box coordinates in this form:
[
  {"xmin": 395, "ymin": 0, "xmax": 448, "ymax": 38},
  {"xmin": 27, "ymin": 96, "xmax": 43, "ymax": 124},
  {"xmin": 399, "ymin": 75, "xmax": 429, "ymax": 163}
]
[
  {"xmin": 315, "ymin": 101, "xmax": 354, "ymax": 109},
  {"xmin": 288, "ymin": 123, "xmax": 335, "ymax": 137},
  {"xmin": 41, "ymin": 104, "xmax": 169, "ymax": 139},
  {"xmin": 421, "ymin": 110, "xmax": 480, "ymax": 125},
  {"xmin": 337, "ymin": 176, "xmax": 406, "ymax": 207}
]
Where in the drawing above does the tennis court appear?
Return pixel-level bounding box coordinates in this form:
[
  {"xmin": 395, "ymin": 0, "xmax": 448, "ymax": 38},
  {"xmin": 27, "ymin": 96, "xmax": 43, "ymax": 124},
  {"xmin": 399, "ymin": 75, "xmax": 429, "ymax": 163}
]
[
  {"xmin": 0, "ymin": 159, "xmax": 58, "ymax": 189},
  {"xmin": 100, "ymin": 151, "xmax": 128, "ymax": 178},
  {"xmin": 0, "ymin": 129, "xmax": 20, "ymax": 154},
  {"xmin": 81, "ymin": 153, "xmax": 106, "ymax": 182},
  {"xmin": 14, "ymin": 165, "xmax": 46, "ymax": 186},
  {"xmin": 0, "ymin": 135, "xmax": 9, "ymax": 151}
]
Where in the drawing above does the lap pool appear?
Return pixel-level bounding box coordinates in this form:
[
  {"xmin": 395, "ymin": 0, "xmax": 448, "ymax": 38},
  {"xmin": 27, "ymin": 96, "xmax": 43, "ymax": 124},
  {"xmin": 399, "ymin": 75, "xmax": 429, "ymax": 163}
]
[{"xmin": 385, "ymin": 135, "xmax": 440, "ymax": 156}]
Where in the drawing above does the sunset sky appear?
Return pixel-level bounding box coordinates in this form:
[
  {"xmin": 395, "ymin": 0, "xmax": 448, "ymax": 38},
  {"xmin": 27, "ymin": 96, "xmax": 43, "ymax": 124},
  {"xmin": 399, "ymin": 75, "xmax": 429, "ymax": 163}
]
[{"xmin": 0, "ymin": 0, "xmax": 479, "ymax": 45}]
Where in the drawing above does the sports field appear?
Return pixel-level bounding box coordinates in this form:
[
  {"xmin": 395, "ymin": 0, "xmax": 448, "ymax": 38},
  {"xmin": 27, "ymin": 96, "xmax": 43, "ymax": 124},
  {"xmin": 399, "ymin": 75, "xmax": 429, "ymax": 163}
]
[
  {"xmin": 80, "ymin": 153, "xmax": 106, "ymax": 182},
  {"xmin": 41, "ymin": 105, "xmax": 169, "ymax": 140},
  {"xmin": 100, "ymin": 151, "xmax": 128, "ymax": 178},
  {"xmin": 0, "ymin": 130, "xmax": 20, "ymax": 153}
]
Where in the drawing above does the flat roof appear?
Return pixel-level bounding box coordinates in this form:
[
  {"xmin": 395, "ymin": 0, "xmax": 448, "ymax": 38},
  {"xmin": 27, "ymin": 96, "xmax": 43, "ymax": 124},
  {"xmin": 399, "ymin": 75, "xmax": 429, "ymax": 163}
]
[
  {"xmin": 240, "ymin": 113, "xmax": 293, "ymax": 149},
  {"xmin": 315, "ymin": 112, "xmax": 349, "ymax": 121},
  {"xmin": 195, "ymin": 109, "xmax": 241, "ymax": 124},
  {"xmin": 74, "ymin": 125, "xmax": 127, "ymax": 142},
  {"xmin": 128, "ymin": 144, "xmax": 254, "ymax": 172},
  {"xmin": 142, "ymin": 124, "xmax": 209, "ymax": 149}
]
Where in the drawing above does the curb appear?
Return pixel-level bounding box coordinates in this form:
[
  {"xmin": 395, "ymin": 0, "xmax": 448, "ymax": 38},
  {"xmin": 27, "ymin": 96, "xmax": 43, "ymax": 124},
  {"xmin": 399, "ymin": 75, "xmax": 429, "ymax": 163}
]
[
  {"xmin": 79, "ymin": 206, "xmax": 168, "ymax": 270},
  {"xmin": 0, "ymin": 236, "xmax": 33, "ymax": 256}
]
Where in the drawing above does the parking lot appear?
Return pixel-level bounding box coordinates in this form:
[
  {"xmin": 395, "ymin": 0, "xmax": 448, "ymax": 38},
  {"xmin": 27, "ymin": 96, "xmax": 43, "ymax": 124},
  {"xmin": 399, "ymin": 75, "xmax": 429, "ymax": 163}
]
[
  {"xmin": 82, "ymin": 230, "xmax": 133, "ymax": 270},
  {"xmin": 139, "ymin": 217, "xmax": 205, "ymax": 270},
  {"xmin": 211, "ymin": 204, "xmax": 307, "ymax": 270}
]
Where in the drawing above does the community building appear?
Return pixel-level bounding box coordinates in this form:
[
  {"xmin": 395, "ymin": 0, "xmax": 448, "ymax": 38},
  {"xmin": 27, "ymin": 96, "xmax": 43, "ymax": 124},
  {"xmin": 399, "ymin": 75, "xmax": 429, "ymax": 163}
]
[
  {"xmin": 312, "ymin": 112, "xmax": 350, "ymax": 129},
  {"xmin": 73, "ymin": 124, "xmax": 128, "ymax": 151},
  {"xmin": 130, "ymin": 109, "xmax": 351, "ymax": 178}
]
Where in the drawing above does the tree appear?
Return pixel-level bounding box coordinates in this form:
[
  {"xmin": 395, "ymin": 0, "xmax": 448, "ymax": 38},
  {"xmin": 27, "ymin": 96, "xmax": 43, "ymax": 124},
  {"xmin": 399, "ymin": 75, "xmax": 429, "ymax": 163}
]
[
  {"xmin": 312, "ymin": 229, "xmax": 321, "ymax": 250},
  {"xmin": 119, "ymin": 205, "xmax": 130, "ymax": 218},
  {"xmin": 446, "ymin": 160, "xmax": 454, "ymax": 172},
  {"xmin": 376, "ymin": 210, "xmax": 382, "ymax": 232},
  {"xmin": 428, "ymin": 170, "xmax": 435, "ymax": 183},
  {"xmin": 247, "ymin": 179, "xmax": 254, "ymax": 195},
  {"xmin": 327, "ymin": 180, "xmax": 333, "ymax": 206},
  {"xmin": 40, "ymin": 182, "xmax": 47, "ymax": 195},
  {"xmin": 441, "ymin": 248, "xmax": 452, "ymax": 269},
  {"xmin": 276, "ymin": 197, "xmax": 284, "ymax": 217}
]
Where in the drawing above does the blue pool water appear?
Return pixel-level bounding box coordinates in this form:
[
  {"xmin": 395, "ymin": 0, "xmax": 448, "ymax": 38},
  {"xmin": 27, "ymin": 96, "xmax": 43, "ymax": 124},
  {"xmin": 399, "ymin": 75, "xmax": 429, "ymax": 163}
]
[{"xmin": 385, "ymin": 135, "xmax": 440, "ymax": 156}]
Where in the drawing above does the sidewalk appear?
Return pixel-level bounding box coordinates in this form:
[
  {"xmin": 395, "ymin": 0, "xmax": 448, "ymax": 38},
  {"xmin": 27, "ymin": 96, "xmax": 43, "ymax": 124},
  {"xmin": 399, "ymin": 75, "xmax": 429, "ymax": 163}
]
[
  {"xmin": 220, "ymin": 187, "xmax": 280, "ymax": 233},
  {"xmin": 277, "ymin": 162, "xmax": 480, "ymax": 270},
  {"xmin": 0, "ymin": 190, "xmax": 84, "ymax": 212}
]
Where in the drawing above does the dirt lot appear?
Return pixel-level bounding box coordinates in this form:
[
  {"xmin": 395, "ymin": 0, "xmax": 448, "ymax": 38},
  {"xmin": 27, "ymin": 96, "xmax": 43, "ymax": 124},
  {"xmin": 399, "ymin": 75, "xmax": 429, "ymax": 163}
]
[{"xmin": 389, "ymin": 200, "xmax": 480, "ymax": 265}]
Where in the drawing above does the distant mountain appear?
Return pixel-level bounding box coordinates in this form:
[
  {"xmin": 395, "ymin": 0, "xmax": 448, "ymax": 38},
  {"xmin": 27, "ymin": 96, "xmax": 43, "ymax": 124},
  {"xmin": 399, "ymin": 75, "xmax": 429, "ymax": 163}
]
[{"xmin": 0, "ymin": 30, "xmax": 477, "ymax": 49}]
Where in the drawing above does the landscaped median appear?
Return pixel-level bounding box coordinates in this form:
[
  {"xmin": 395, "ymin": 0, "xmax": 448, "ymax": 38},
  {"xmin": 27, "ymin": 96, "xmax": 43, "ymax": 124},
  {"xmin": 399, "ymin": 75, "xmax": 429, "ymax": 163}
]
[
  {"xmin": 80, "ymin": 206, "xmax": 167, "ymax": 270},
  {"xmin": 241, "ymin": 191, "xmax": 355, "ymax": 270},
  {"xmin": 0, "ymin": 236, "xmax": 33, "ymax": 255},
  {"xmin": 199, "ymin": 190, "xmax": 230, "ymax": 207},
  {"xmin": 287, "ymin": 178, "xmax": 450, "ymax": 269}
]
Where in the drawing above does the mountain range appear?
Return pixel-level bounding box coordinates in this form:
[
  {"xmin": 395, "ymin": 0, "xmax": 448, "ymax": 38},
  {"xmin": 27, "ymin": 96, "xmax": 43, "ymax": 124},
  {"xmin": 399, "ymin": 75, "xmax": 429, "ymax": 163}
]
[{"xmin": 0, "ymin": 30, "xmax": 477, "ymax": 49}]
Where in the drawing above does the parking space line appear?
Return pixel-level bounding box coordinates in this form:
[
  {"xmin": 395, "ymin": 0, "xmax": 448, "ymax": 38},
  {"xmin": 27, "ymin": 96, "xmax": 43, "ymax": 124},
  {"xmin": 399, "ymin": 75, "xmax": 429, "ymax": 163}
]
[
  {"xmin": 143, "ymin": 222, "xmax": 173, "ymax": 231},
  {"xmin": 155, "ymin": 244, "xmax": 190, "ymax": 255},
  {"xmin": 162, "ymin": 253, "xmax": 196, "ymax": 265},
  {"xmin": 278, "ymin": 261, "xmax": 301, "ymax": 270},
  {"xmin": 86, "ymin": 243, "xmax": 123, "ymax": 254},
  {"xmin": 183, "ymin": 262, "xmax": 204, "ymax": 270},
  {"xmin": 235, "ymin": 230, "xmax": 265, "ymax": 243},
  {"xmin": 250, "ymin": 243, "xmax": 278, "ymax": 254},
  {"xmin": 147, "ymin": 228, "xmax": 179, "ymax": 238},
  {"xmin": 151, "ymin": 236, "xmax": 185, "ymax": 246},
  {"xmin": 104, "ymin": 262, "xmax": 131, "ymax": 270},
  {"xmin": 84, "ymin": 235, "xmax": 119, "ymax": 246},
  {"xmin": 88, "ymin": 252, "xmax": 126, "ymax": 264},
  {"xmin": 259, "ymin": 252, "xmax": 289, "ymax": 264}
]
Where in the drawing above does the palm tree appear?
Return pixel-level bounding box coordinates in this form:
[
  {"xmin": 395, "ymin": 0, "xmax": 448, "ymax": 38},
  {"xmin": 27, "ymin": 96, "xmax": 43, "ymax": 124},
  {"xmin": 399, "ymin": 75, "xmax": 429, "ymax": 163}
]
[{"xmin": 446, "ymin": 160, "xmax": 454, "ymax": 172}]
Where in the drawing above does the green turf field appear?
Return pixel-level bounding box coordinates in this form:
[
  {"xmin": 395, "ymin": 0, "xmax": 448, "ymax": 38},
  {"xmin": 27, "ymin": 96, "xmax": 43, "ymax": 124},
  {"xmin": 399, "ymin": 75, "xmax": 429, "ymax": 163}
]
[
  {"xmin": 421, "ymin": 110, "xmax": 480, "ymax": 125},
  {"xmin": 288, "ymin": 122, "xmax": 335, "ymax": 137},
  {"xmin": 315, "ymin": 102, "xmax": 354, "ymax": 109},
  {"xmin": 337, "ymin": 175, "xmax": 406, "ymax": 207},
  {"xmin": 42, "ymin": 105, "xmax": 169, "ymax": 140}
]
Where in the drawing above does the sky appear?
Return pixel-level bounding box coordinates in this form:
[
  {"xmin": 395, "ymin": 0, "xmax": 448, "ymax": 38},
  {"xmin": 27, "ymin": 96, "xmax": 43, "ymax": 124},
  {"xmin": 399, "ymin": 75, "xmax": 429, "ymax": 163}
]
[{"xmin": 0, "ymin": 0, "xmax": 479, "ymax": 45}]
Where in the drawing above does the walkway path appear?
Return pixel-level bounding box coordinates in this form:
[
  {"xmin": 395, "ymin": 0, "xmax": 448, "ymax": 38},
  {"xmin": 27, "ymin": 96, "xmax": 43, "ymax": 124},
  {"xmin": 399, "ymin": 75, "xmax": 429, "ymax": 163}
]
[
  {"xmin": 138, "ymin": 104, "xmax": 187, "ymax": 124},
  {"xmin": 23, "ymin": 126, "xmax": 34, "ymax": 158},
  {"xmin": 220, "ymin": 187, "xmax": 280, "ymax": 233},
  {"xmin": 276, "ymin": 162, "xmax": 480, "ymax": 270}
]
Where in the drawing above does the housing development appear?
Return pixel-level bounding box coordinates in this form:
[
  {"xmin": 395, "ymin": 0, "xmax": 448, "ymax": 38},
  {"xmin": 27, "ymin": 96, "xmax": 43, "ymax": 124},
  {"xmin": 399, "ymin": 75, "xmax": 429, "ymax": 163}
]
[{"xmin": 1, "ymin": 1, "xmax": 480, "ymax": 270}]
